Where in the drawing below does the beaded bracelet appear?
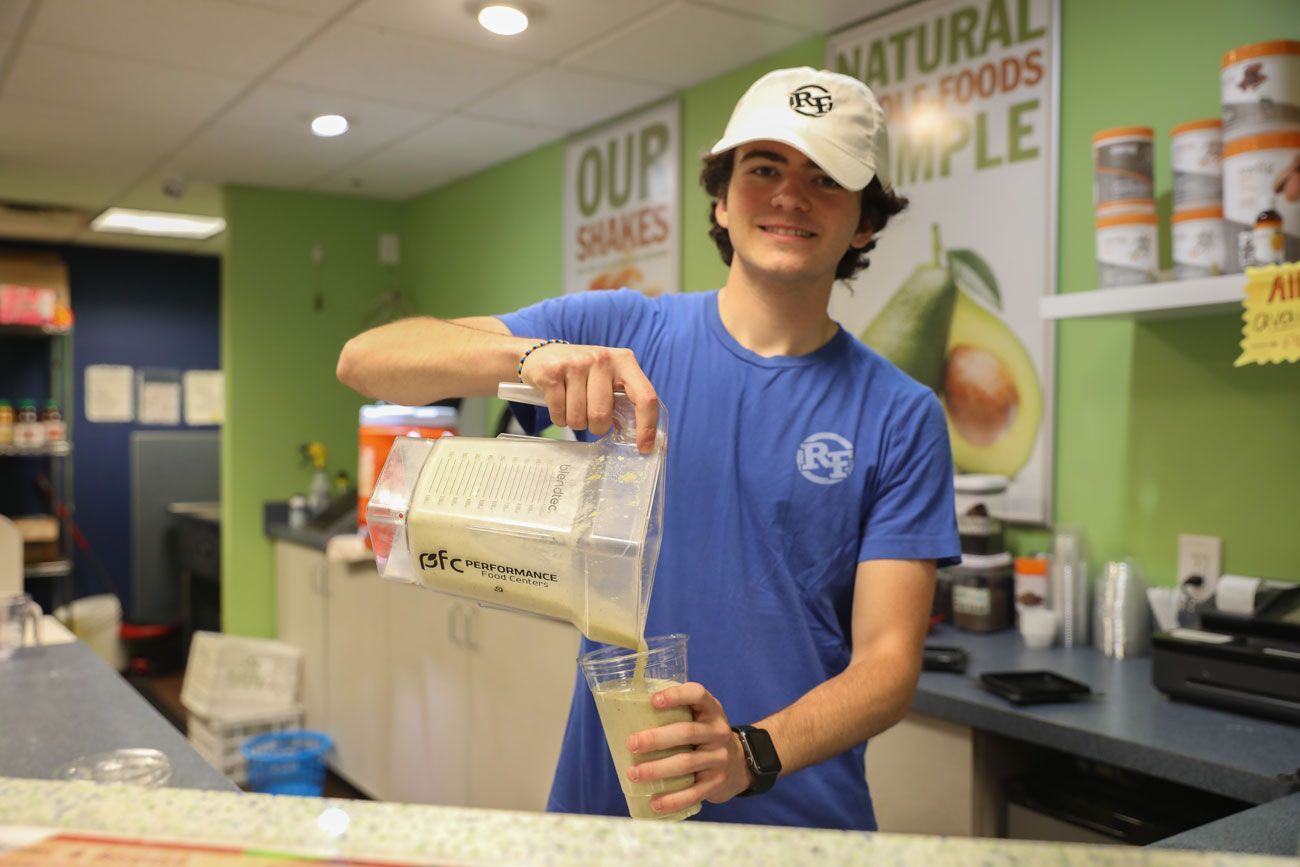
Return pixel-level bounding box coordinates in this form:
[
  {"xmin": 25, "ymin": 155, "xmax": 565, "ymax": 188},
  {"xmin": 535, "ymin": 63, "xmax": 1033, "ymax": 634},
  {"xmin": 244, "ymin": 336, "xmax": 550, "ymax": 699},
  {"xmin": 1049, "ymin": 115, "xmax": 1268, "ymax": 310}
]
[{"xmin": 517, "ymin": 339, "xmax": 570, "ymax": 381}]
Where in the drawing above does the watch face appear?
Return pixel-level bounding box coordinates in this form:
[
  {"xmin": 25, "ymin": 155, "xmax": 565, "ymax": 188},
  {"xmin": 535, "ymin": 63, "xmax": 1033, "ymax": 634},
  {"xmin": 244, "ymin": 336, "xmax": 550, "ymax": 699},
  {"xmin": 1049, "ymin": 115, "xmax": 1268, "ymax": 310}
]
[{"xmin": 745, "ymin": 729, "xmax": 780, "ymax": 772}]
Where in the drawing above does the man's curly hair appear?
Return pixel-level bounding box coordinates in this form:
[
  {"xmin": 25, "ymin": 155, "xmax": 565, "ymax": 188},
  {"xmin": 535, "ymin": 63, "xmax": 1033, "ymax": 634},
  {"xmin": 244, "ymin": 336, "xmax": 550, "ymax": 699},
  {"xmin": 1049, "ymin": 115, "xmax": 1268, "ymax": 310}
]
[{"xmin": 699, "ymin": 148, "xmax": 909, "ymax": 280}]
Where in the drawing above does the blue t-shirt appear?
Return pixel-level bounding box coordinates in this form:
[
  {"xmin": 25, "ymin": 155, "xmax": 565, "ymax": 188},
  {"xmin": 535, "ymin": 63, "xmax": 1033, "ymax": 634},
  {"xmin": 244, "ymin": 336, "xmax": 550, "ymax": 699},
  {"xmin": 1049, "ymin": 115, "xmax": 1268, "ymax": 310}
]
[{"xmin": 498, "ymin": 289, "xmax": 959, "ymax": 831}]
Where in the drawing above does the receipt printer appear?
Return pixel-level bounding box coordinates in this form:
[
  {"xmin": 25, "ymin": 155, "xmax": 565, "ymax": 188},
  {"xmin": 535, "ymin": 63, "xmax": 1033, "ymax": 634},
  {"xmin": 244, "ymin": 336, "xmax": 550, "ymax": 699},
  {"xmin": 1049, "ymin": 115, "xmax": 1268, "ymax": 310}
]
[{"xmin": 1152, "ymin": 584, "xmax": 1300, "ymax": 725}]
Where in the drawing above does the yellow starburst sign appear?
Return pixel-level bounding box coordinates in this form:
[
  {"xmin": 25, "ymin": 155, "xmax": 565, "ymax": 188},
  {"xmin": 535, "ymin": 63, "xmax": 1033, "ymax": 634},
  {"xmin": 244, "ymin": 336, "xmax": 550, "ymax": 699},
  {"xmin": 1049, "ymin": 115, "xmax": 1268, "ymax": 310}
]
[{"xmin": 1236, "ymin": 262, "xmax": 1300, "ymax": 366}]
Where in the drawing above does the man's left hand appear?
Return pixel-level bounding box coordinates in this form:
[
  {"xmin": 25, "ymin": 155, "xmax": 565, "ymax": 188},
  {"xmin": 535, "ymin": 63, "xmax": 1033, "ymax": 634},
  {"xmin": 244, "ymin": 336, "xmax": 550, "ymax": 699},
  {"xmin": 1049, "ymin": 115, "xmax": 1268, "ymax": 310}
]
[{"xmin": 625, "ymin": 682, "xmax": 754, "ymax": 815}]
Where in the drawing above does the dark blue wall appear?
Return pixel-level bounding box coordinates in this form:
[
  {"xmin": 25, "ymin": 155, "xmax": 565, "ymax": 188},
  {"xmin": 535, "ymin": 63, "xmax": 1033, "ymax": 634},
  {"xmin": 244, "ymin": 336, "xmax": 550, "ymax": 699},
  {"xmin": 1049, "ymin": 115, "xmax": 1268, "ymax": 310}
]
[{"xmin": 0, "ymin": 241, "xmax": 220, "ymax": 618}]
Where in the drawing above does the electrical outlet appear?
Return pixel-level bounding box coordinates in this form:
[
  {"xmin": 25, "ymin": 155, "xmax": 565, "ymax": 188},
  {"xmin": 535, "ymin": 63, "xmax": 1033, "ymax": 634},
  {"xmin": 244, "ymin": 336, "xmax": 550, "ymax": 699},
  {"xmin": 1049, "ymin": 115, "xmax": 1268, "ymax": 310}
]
[{"xmin": 1177, "ymin": 535, "xmax": 1222, "ymax": 603}]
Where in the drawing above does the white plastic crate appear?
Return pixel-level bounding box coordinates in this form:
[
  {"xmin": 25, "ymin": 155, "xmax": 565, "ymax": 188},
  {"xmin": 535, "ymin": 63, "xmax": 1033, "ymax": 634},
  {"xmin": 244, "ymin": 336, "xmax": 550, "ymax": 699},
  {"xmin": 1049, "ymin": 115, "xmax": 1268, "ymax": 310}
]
[
  {"xmin": 187, "ymin": 706, "xmax": 305, "ymax": 784},
  {"xmin": 181, "ymin": 631, "xmax": 303, "ymax": 719}
]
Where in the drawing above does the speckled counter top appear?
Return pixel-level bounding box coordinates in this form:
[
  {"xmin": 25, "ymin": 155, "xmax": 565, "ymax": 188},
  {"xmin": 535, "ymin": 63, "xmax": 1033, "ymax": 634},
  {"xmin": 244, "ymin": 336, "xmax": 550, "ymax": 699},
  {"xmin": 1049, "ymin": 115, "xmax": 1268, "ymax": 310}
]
[
  {"xmin": 0, "ymin": 642, "xmax": 235, "ymax": 792},
  {"xmin": 916, "ymin": 626, "xmax": 1300, "ymax": 805},
  {"xmin": 0, "ymin": 778, "xmax": 1296, "ymax": 866}
]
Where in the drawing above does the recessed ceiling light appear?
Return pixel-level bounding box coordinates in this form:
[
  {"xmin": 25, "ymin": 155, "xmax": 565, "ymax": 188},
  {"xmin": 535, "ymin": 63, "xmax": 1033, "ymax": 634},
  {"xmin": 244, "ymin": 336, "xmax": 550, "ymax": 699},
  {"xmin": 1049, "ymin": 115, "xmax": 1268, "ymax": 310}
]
[
  {"xmin": 91, "ymin": 208, "xmax": 226, "ymax": 240},
  {"xmin": 311, "ymin": 114, "xmax": 349, "ymax": 137},
  {"xmin": 478, "ymin": 4, "xmax": 528, "ymax": 36}
]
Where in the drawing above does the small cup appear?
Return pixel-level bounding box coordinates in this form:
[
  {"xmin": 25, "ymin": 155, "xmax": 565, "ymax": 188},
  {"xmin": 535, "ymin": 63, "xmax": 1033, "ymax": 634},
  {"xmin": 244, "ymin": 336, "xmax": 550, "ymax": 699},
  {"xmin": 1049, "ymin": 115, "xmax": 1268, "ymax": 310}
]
[
  {"xmin": 580, "ymin": 634, "xmax": 699, "ymax": 821},
  {"xmin": 0, "ymin": 592, "xmax": 41, "ymax": 662},
  {"xmin": 1019, "ymin": 607, "xmax": 1057, "ymax": 649}
]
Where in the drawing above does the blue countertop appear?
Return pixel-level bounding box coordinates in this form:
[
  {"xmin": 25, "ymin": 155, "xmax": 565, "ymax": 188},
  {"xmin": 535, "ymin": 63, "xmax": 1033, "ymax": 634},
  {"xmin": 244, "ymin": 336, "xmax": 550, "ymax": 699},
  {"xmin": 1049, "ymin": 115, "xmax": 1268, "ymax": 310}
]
[
  {"xmin": 919, "ymin": 625, "xmax": 1300, "ymax": 856},
  {"xmin": 0, "ymin": 641, "xmax": 236, "ymax": 792},
  {"xmin": 917, "ymin": 625, "xmax": 1300, "ymax": 805},
  {"xmin": 1151, "ymin": 793, "xmax": 1300, "ymax": 855}
]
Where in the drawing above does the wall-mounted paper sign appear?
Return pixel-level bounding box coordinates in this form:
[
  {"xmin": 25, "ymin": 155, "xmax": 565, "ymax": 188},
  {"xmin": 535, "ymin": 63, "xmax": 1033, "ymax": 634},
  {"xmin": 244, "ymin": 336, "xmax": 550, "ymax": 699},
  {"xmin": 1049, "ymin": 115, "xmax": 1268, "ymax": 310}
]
[
  {"xmin": 563, "ymin": 100, "xmax": 681, "ymax": 296},
  {"xmin": 138, "ymin": 368, "xmax": 181, "ymax": 426},
  {"xmin": 183, "ymin": 370, "xmax": 225, "ymax": 426},
  {"xmin": 85, "ymin": 364, "xmax": 134, "ymax": 423}
]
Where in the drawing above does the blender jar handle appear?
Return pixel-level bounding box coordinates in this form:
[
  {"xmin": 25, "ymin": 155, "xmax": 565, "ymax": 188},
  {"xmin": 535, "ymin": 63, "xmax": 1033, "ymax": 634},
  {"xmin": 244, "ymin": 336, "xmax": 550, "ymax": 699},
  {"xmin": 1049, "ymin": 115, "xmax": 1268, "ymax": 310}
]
[{"xmin": 496, "ymin": 382, "xmax": 665, "ymax": 448}]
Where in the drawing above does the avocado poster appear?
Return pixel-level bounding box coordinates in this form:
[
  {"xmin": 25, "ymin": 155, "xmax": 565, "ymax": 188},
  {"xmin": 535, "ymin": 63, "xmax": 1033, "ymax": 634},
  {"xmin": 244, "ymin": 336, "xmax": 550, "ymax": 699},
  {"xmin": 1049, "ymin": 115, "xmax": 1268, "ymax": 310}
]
[
  {"xmin": 827, "ymin": 0, "xmax": 1057, "ymax": 523},
  {"xmin": 563, "ymin": 100, "xmax": 681, "ymax": 296}
]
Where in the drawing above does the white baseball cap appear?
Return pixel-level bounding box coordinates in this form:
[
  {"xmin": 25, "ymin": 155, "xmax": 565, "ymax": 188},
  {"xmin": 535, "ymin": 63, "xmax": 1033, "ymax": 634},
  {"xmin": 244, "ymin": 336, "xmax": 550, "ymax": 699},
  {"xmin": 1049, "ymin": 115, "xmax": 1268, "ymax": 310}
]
[{"xmin": 710, "ymin": 66, "xmax": 891, "ymax": 192}]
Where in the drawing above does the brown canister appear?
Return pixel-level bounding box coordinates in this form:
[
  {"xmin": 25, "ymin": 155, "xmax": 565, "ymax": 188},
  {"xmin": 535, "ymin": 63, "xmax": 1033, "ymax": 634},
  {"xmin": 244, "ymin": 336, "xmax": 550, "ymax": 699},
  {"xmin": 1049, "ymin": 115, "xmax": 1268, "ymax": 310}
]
[{"xmin": 947, "ymin": 553, "xmax": 1014, "ymax": 633}]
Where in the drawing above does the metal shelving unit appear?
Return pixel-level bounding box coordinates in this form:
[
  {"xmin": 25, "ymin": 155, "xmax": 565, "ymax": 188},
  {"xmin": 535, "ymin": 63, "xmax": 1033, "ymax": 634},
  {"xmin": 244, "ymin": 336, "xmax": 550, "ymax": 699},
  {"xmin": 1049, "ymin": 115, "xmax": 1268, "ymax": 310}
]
[{"xmin": 1, "ymin": 312, "xmax": 75, "ymax": 609}]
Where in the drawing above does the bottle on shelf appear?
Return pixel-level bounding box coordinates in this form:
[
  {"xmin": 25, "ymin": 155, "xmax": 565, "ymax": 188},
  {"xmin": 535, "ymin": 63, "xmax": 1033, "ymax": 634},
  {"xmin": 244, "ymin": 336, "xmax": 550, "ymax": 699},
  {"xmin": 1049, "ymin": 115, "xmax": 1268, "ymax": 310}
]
[
  {"xmin": 41, "ymin": 399, "xmax": 66, "ymax": 443},
  {"xmin": 0, "ymin": 400, "xmax": 13, "ymax": 446},
  {"xmin": 13, "ymin": 399, "xmax": 45, "ymax": 448}
]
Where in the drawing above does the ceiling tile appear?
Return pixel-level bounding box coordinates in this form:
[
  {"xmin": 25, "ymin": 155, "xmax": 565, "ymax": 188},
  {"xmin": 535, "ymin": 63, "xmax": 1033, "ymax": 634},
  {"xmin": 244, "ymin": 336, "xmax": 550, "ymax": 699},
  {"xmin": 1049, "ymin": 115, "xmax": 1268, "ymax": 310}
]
[
  {"xmin": 0, "ymin": 161, "xmax": 140, "ymax": 211},
  {"xmin": 272, "ymin": 21, "xmax": 537, "ymax": 112},
  {"xmin": 27, "ymin": 0, "xmax": 324, "ymax": 78},
  {"xmin": 469, "ymin": 67, "xmax": 671, "ymax": 133},
  {"xmin": 349, "ymin": 0, "xmax": 664, "ymax": 64},
  {"xmin": 5, "ymin": 43, "xmax": 247, "ymax": 123},
  {"xmin": 170, "ymin": 119, "xmax": 402, "ymax": 189},
  {"xmin": 692, "ymin": 0, "xmax": 903, "ymax": 33},
  {"xmin": 223, "ymin": 81, "xmax": 436, "ymax": 138},
  {"xmin": 209, "ymin": 0, "xmax": 355, "ymax": 17},
  {"xmin": 0, "ymin": 0, "xmax": 34, "ymax": 34},
  {"xmin": 0, "ymin": 97, "xmax": 193, "ymax": 167},
  {"xmin": 565, "ymin": 4, "xmax": 807, "ymax": 89},
  {"xmin": 313, "ymin": 113, "xmax": 557, "ymax": 198}
]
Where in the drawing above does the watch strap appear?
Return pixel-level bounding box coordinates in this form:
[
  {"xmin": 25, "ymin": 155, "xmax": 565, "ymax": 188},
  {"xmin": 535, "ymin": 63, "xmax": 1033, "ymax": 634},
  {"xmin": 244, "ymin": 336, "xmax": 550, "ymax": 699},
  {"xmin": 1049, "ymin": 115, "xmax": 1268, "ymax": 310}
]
[{"xmin": 732, "ymin": 724, "xmax": 781, "ymax": 797}]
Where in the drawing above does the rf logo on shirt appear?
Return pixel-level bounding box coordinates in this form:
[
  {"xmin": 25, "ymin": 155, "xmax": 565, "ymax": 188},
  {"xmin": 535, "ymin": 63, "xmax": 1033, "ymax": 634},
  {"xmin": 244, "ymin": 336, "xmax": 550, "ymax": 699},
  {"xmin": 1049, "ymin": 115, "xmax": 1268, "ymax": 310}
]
[{"xmin": 797, "ymin": 432, "xmax": 854, "ymax": 485}]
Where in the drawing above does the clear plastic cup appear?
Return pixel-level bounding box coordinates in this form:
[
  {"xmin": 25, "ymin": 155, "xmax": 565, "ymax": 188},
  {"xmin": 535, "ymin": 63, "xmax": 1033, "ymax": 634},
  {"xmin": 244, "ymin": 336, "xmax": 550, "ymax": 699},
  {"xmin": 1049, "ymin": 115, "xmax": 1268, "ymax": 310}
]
[{"xmin": 580, "ymin": 634, "xmax": 699, "ymax": 821}]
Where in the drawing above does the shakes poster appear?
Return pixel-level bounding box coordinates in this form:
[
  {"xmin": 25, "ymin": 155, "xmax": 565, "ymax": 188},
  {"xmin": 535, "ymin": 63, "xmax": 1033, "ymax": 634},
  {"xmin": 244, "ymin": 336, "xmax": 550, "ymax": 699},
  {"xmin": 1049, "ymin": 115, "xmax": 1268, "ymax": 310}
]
[
  {"xmin": 563, "ymin": 100, "xmax": 681, "ymax": 296},
  {"xmin": 828, "ymin": 0, "xmax": 1058, "ymax": 522}
]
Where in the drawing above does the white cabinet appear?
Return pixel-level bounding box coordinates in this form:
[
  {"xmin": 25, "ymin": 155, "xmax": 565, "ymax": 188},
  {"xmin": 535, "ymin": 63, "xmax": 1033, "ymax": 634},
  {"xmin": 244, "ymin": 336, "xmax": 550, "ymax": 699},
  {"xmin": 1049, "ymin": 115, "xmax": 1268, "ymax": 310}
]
[
  {"xmin": 466, "ymin": 605, "xmax": 579, "ymax": 810},
  {"xmin": 867, "ymin": 711, "xmax": 1011, "ymax": 837},
  {"xmin": 325, "ymin": 557, "xmax": 392, "ymax": 799},
  {"xmin": 385, "ymin": 580, "xmax": 470, "ymax": 806},
  {"xmin": 272, "ymin": 540, "xmax": 579, "ymax": 810},
  {"xmin": 273, "ymin": 541, "xmax": 328, "ymax": 731}
]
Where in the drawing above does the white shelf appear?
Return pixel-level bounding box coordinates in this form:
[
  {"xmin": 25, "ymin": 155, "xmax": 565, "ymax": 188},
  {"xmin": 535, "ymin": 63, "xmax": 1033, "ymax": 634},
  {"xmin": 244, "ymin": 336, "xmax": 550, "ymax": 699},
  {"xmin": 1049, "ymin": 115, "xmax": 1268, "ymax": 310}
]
[
  {"xmin": 0, "ymin": 442, "xmax": 71, "ymax": 457},
  {"xmin": 24, "ymin": 560, "xmax": 72, "ymax": 578},
  {"xmin": 1040, "ymin": 273, "xmax": 1246, "ymax": 321}
]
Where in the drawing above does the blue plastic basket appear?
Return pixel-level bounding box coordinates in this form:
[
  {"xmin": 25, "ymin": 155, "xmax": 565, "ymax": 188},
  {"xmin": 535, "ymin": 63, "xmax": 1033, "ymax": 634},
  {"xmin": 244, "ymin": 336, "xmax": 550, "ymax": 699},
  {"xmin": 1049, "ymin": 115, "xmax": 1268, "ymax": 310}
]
[{"xmin": 241, "ymin": 730, "xmax": 332, "ymax": 796}]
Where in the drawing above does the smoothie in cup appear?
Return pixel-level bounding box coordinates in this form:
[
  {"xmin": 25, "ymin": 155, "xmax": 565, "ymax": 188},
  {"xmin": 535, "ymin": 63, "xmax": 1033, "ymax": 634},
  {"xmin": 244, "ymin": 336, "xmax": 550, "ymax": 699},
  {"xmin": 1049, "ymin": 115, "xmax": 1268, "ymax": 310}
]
[{"xmin": 580, "ymin": 634, "xmax": 699, "ymax": 821}]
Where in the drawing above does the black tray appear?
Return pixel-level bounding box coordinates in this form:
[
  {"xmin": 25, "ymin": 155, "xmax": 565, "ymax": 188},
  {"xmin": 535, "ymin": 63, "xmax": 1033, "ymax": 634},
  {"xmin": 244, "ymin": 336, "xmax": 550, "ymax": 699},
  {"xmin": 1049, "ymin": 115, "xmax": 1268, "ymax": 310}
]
[{"xmin": 980, "ymin": 670, "xmax": 1092, "ymax": 705}]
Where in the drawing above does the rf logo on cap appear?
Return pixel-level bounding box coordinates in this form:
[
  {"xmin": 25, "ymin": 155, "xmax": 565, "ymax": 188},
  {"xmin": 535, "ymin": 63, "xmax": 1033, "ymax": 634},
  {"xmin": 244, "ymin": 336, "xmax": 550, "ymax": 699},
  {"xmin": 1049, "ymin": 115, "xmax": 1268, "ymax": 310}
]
[{"xmin": 789, "ymin": 84, "xmax": 833, "ymax": 117}]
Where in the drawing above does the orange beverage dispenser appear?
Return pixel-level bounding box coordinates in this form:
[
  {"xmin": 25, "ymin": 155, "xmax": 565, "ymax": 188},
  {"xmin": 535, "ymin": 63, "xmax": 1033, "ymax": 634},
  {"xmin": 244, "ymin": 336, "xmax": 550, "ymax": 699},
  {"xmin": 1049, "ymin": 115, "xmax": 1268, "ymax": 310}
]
[{"xmin": 358, "ymin": 403, "xmax": 458, "ymax": 540}]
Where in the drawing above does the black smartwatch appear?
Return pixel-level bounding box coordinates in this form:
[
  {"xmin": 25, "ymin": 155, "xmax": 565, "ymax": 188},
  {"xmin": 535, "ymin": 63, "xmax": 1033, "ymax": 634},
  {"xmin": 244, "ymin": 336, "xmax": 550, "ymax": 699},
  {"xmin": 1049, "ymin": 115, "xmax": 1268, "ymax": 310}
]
[{"xmin": 731, "ymin": 725, "xmax": 782, "ymax": 796}]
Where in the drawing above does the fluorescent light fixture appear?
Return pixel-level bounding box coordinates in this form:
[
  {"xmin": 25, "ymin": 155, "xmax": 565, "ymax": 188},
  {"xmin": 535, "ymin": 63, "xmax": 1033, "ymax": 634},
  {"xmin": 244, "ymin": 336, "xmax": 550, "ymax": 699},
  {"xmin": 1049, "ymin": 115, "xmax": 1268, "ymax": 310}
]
[
  {"xmin": 91, "ymin": 208, "xmax": 226, "ymax": 240},
  {"xmin": 478, "ymin": 4, "xmax": 528, "ymax": 35},
  {"xmin": 311, "ymin": 114, "xmax": 349, "ymax": 137}
]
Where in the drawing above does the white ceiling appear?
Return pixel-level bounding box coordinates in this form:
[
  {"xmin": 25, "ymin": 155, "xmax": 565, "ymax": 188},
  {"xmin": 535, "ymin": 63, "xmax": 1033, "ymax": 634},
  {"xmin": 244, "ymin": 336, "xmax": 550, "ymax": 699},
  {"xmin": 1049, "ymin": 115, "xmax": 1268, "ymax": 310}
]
[{"xmin": 0, "ymin": 0, "xmax": 897, "ymax": 254}]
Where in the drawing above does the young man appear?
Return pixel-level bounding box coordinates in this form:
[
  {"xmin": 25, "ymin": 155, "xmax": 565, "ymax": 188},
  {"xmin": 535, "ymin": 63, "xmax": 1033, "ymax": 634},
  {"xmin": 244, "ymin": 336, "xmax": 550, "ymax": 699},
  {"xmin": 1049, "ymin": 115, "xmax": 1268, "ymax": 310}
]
[{"xmin": 337, "ymin": 67, "xmax": 960, "ymax": 830}]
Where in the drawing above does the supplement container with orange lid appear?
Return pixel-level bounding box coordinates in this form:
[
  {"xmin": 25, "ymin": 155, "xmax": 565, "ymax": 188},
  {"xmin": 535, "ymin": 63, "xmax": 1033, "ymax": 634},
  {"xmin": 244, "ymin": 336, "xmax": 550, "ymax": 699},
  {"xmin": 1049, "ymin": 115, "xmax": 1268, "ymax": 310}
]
[
  {"xmin": 1220, "ymin": 40, "xmax": 1300, "ymax": 142},
  {"xmin": 1096, "ymin": 210, "xmax": 1157, "ymax": 287},
  {"xmin": 358, "ymin": 404, "xmax": 458, "ymax": 536},
  {"xmin": 1172, "ymin": 206, "xmax": 1227, "ymax": 280},
  {"xmin": 1170, "ymin": 119, "xmax": 1222, "ymax": 209},
  {"xmin": 1093, "ymin": 126, "xmax": 1153, "ymax": 205},
  {"xmin": 1094, "ymin": 198, "xmax": 1155, "ymax": 218},
  {"xmin": 1222, "ymin": 131, "xmax": 1300, "ymax": 270},
  {"xmin": 1013, "ymin": 555, "xmax": 1051, "ymax": 616}
]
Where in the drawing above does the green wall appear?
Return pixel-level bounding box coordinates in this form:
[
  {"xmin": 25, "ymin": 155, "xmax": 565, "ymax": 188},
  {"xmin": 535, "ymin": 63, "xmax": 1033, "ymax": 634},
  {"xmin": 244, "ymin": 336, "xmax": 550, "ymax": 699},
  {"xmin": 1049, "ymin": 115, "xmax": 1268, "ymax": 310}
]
[
  {"xmin": 223, "ymin": 2, "xmax": 1298, "ymax": 636},
  {"xmin": 222, "ymin": 186, "xmax": 401, "ymax": 635},
  {"xmin": 1053, "ymin": 0, "xmax": 1300, "ymax": 580}
]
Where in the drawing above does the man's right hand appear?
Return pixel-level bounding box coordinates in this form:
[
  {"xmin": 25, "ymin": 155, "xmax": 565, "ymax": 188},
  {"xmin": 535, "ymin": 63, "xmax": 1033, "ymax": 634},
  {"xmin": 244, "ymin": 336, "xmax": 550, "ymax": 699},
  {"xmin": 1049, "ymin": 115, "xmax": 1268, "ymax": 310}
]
[{"xmin": 519, "ymin": 342, "xmax": 660, "ymax": 453}]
